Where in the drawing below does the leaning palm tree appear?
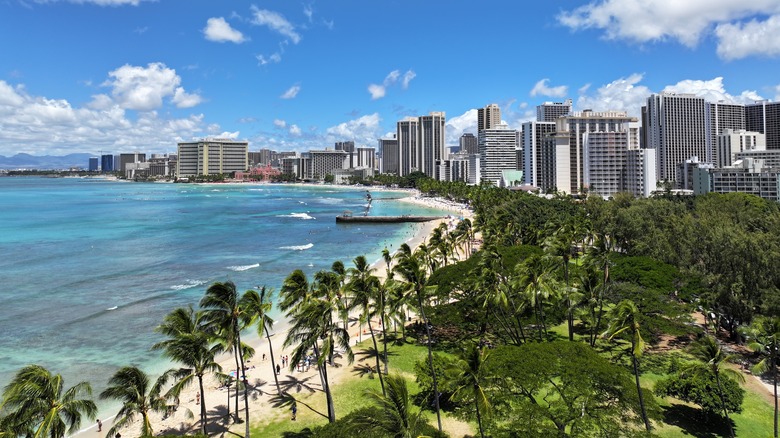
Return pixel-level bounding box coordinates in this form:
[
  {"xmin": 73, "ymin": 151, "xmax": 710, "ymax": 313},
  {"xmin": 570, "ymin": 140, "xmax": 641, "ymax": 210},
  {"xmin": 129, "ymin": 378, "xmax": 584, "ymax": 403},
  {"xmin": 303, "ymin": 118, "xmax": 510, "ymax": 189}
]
[
  {"xmin": 689, "ymin": 335, "xmax": 745, "ymax": 438},
  {"xmin": 99, "ymin": 366, "xmax": 168, "ymax": 438},
  {"xmin": 348, "ymin": 255, "xmax": 385, "ymax": 395},
  {"xmin": 284, "ymin": 297, "xmax": 353, "ymax": 423},
  {"xmin": 743, "ymin": 316, "xmax": 780, "ymax": 438},
  {"xmin": 602, "ymin": 299, "xmax": 651, "ymax": 431},
  {"xmin": 515, "ymin": 254, "xmax": 557, "ymax": 341},
  {"xmin": 240, "ymin": 286, "xmax": 281, "ymax": 395},
  {"xmin": 200, "ymin": 281, "xmax": 250, "ymax": 427},
  {"xmin": 393, "ymin": 244, "xmax": 442, "ymax": 433},
  {"xmin": 445, "ymin": 344, "xmax": 492, "ymax": 438},
  {"xmin": 0, "ymin": 364, "xmax": 97, "ymax": 438},
  {"xmin": 152, "ymin": 306, "xmax": 222, "ymax": 435},
  {"xmin": 349, "ymin": 374, "xmax": 430, "ymax": 438}
]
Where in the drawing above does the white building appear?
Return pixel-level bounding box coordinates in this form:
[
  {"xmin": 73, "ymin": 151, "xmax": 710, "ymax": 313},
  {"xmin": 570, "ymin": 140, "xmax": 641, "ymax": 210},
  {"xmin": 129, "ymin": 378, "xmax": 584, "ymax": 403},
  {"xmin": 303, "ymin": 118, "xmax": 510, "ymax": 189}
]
[
  {"xmin": 479, "ymin": 122, "xmax": 518, "ymax": 186},
  {"xmin": 308, "ymin": 149, "xmax": 349, "ymax": 180},
  {"xmin": 717, "ymin": 129, "xmax": 766, "ymax": 167}
]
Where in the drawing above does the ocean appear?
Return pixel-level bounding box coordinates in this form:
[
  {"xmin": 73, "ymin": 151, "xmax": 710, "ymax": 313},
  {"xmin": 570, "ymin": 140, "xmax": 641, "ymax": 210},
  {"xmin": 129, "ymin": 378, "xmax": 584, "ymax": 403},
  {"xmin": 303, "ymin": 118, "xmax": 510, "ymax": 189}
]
[{"xmin": 0, "ymin": 177, "xmax": 447, "ymax": 415}]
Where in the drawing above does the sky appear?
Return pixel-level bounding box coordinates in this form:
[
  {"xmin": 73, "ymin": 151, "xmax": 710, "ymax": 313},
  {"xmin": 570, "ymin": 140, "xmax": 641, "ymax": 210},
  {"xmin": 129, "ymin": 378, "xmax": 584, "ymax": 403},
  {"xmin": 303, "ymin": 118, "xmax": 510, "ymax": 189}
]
[{"xmin": 2, "ymin": 0, "xmax": 780, "ymax": 156}]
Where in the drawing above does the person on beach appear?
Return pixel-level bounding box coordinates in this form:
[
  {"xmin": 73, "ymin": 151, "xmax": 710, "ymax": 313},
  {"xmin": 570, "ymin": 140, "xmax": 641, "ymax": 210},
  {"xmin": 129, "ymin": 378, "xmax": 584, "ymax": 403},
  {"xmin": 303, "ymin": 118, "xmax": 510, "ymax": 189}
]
[
  {"xmin": 291, "ymin": 403, "xmax": 297, "ymax": 421},
  {"xmin": 97, "ymin": 419, "xmax": 102, "ymax": 432},
  {"xmin": 195, "ymin": 392, "xmax": 200, "ymax": 405},
  {"xmin": 276, "ymin": 364, "xmax": 281, "ymax": 375}
]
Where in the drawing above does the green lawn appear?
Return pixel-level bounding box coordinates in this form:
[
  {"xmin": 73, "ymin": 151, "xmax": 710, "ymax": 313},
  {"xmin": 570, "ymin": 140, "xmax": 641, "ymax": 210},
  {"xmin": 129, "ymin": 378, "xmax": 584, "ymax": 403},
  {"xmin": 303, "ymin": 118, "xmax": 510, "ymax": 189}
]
[{"xmin": 249, "ymin": 336, "xmax": 473, "ymax": 437}]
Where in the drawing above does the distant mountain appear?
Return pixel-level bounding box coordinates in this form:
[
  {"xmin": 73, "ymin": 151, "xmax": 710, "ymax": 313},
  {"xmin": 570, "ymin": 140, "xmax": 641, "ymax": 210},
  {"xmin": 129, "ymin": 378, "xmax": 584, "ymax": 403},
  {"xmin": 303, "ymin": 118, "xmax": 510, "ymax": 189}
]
[{"xmin": 0, "ymin": 153, "xmax": 94, "ymax": 170}]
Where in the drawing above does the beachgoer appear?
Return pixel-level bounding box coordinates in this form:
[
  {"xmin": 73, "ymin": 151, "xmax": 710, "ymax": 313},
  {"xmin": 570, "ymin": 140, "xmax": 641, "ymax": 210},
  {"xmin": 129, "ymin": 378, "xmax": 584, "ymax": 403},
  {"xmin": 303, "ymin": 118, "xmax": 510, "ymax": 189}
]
[
  {"xmin": 291, "ymin": 403, "xmax": 297, "ymax": 421},
  {"xmin": 276, "ymin": 364, "xmax": 281, "ymax": 375},
  {"xmin": 97, "ymin": 419, "xmax": 102, "ymax": 432},
  {"xmin": 262, "ymin": 353, "xmax": 266, "ymax": 361},
  {"xmin": 115, "ymin": 434, "xmax": 121, "ymax": 438},
  {"xmin": 195, "ymin": 392, "xmax": 200, "ymax": 405}
]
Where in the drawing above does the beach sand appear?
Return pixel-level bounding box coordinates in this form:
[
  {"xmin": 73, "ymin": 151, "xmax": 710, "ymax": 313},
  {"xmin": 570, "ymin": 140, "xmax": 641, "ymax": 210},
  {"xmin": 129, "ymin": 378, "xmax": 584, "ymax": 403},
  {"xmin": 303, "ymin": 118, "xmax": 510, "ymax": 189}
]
[{"xmin": 75, "ymin": 191, "xmax": 473, "ymax": 438}]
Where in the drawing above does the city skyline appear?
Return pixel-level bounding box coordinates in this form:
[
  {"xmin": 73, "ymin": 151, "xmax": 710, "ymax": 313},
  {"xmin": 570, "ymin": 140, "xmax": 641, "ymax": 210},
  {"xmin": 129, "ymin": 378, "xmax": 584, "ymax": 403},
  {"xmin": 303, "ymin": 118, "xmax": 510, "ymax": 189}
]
[{"xmin": 2, "ymin": 0, "xmax": 780, "ymax": 156}]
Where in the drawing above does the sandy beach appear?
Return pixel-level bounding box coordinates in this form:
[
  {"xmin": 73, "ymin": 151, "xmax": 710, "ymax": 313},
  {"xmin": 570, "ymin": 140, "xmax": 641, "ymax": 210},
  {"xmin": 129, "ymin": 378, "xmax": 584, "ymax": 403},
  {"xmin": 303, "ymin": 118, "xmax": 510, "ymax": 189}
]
[{"xmin": 74, "ymin": 191, "xmax": 473, "ymax": 438}]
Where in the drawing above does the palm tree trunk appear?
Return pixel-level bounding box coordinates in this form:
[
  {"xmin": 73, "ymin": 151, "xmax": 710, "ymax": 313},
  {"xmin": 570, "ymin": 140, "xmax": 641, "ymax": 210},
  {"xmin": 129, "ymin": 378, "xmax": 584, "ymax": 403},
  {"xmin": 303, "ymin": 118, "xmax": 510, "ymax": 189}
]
[
  {"xmin": 265, "ymin": 323, "xmax": 281, "ymax": 395},
  {"xmin": 631, "ymin": 349, "xmax": 651, "ymax": 431},
  {"xmin": 474, "ymin": 387, "xmax": 485, "ymax": 438},
  {"xmin": 368, "ymin": 317, "xmax": 386, "ymax": 396},
  {"xmin": 417, "ymin": 291, "xmax": 442, "ymax": 433},
  {"xmin": 232, "ymin": 344, "xmax": 241, "ymax": 421},
  {"xmin": 313, "ymin": 343, "xmax": 336, "ymax": 423},
  {"xmin": 773, "ymin": 356, "xmax": 778, "ymax": 438},
  {"xmin": 236, "ymin": 330, "xmax": 250, "ymax": 438},
  {"xmin": 715, "ymin": 372, "xmax": 735, "ymax": 438},
  {"xmin": 198, "ymin": 375, "xmax": 208, "ymax": 435}
]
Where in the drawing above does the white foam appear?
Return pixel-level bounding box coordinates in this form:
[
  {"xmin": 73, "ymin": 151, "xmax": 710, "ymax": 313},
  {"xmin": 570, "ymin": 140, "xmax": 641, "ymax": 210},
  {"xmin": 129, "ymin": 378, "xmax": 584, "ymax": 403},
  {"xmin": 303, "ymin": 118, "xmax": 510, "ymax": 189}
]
[
  {"xmin": 279, "ymin": 243, "xmax": 314, "ymax": 251},
  {"xmin": 277, "ymin": 212, "xmax": 315, "ymax": 220},
  {"xmin": 106, "ymin": 306, "xmax": 118, "ymax": 311},
  {"xmin": 227, "ymin": 263, "xmax": 260, "ymax": 272},
  {"xmin": 171, "ymin": 279, "xmax": 206, "ymax": 291}
]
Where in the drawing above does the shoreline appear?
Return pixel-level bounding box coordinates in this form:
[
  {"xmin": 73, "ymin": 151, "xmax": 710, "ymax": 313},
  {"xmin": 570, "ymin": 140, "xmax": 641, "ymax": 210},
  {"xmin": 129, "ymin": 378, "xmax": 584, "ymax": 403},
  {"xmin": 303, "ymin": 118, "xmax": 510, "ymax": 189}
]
[{"xmin": 72, "ymin": 191, "xmax": 473, "ymax": 438}]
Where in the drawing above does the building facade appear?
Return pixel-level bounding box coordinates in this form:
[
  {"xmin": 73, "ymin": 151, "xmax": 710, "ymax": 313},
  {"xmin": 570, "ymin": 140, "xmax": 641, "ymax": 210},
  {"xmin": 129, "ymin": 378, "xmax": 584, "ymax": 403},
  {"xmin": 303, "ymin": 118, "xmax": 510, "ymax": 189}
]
[
  {"xmin": 478, "ymin": 104, "xmax": 501, "ymax": 132},
  {"xmin": 479, "ymin": 122, "xmax": 518, "ymax": 186},
  {"xmin": 644, "ymin": 93, "xmax": 708, "ymax": 184},
  {"xmin": 459, "ymin": 133, "xmax": 478, "ymax": 155},
  {"xmin": 746, "ymin": 101, "xmax": 780, "ymax": 150},
  {"xmin": 536, "ymin": 99, "xmax": 572, "ymax": 123},
  {"xmin": 176, "ymin": 138, "xmax": 248, "ymax": 177},
  {"xmin": 717, "ymin": 129, "xmax": 766, "ymax": 167},
  {"xmin": 378, "ymin": 137, "xmax": 399, "ymax": 174}
]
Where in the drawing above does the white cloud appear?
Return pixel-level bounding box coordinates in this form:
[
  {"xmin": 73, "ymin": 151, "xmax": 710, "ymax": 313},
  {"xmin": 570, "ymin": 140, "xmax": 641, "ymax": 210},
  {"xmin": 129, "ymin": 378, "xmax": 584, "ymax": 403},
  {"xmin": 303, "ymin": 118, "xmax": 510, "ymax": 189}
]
[
  {"xmin": 303, "ymin": 4, "xmax": 313, "ymax": 22},
  {"xmin": 558, "ymin": 0, "xmax": 780, "ymax": 50},
  {"xmin": 530, "ymin": 79, "xmax": 568, "ymax": 98},
  {"xmin": 576, "ymin": 73, "xmax": 651, "ymax": 114},
  {"xmin": 289, "ymin": 124, "xmax": 302, "ymax": 136},
  {"xmin": 368, "ymin": 84, "xmax": 386, "ymax": 100},
  {"xmin": 402, "ymin": 70, "xmax": 416, "ymax": 89},
  {"xmin": 273, "ymin": 119, "xmax": 287, "ymax": 128},
  {"xmin": 368, "ymin": 69, "xmax": 415, "ymax": 100},
  {"xmin": 662, "ymin": 77, "xmax": 763, "ymax": 104},
  {"xmin": 574, "ymin": 74, "xmax": 765, "ymax": 119},
  {"xmin": 218, "ymin": 131, "xmax": 240, "ymax": 139},
  {"xmin": 103, "ymin": 62, "xmax": 202, "ymax": 111},
  {"xmin": 204, "ymin": 17, "xmax": 247, "ymax": 44},
  {"xmin": 325, "ymin": 113, "xmax": 382, "ymax": 144},
  {"xmin": 280, "ymin": 85, "xmax": 301, "ymax": 99},
  {"xmin": 715, "ymin": 15, "xmax": 780, "ymax": 60},
  {"xmin": 0, "ymin": 79, "xmax": 210, "ymax": 155},
  {"xmin": 256, "ymin": 53, "xmax": 283, "ymax": 66},
  {"xmin": 251, "ymin": 7, "xmax": 301, "ymax": 44},
  {"xmin": 445, "ymin": 109, "xmax": 478, "ymax": 141}
]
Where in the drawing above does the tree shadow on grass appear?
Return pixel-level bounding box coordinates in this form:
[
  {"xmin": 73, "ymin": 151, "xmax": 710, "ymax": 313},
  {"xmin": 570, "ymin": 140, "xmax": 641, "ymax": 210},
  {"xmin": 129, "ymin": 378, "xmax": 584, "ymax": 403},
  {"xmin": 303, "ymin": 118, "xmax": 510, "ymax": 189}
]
[
  {"xmin": 354, "ymin": 346, "xmax": 399, "ymax": 363},
  {"xmin": 661, "ymin": 403, "xmax": 733, "ymax": 438},
  {"xmin": 278, "ymin": 373, "xmax": 322, "ymax": 394},
  {"xmin": 270, "ymin": 391, "xmax": 328, "ymax": 420}
]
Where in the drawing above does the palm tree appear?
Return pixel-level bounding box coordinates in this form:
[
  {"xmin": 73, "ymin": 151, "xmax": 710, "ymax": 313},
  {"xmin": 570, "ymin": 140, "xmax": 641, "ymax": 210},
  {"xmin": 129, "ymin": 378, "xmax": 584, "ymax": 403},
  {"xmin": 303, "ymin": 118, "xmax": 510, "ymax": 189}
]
[
  {"xmin": 393, "ymin": 245, "xmax": 442, "ymax": 433},
  {"xmin": 743, "ymin": 316, "xmax": 780, "ymax": 437},
  {"xmin": 585, "ymin": 231, "xmax": 614, "ymax": 347},
  {"xmin": 602, "ymin": 299, "xmax": 651, "ymax": 431},
  {"xmin": 445, "ymin": 344, "xmax": 491, "ymax": 438},
  {"xmin": 241, "ymin": 286, "xmax": 281, "ymax": 395},
  {"xmin": 690, "ymin": 335, "xmax": 745, "ymax": 438},
  {"xmin": 152, "ymin": 306, "xmax": 222, "ymax": 435},
  {"xmin": 349, "ymin": 374, "xmax": 430, "ymax": 438},
  {"xmin": 544, "ymin": 221, "xmax": 577, "ymax": 341},
  {"xmin": 515, "ymin": 254, "xmax": 557, "ymax": 341},
  {"xmin": 284, "ymin": 297, "xmax": 353, "ymax": 423},
  {"xmin": 348, "ymin": 255, "xmax": 385, "ymax": 395},
  {"xmin": 279, "ymin": 269, "xmax": 312, "ymax": 313},
  {"xmin": 0, "ymin": 364, "xmax": 97, "ymax": 438},
  {"xmin": 199, "ymin": 281, "xmax": 250, "ymax": 427},
  {"xmin": 99, "ymin": 366, "xmax": 168, "ymax": 438}
]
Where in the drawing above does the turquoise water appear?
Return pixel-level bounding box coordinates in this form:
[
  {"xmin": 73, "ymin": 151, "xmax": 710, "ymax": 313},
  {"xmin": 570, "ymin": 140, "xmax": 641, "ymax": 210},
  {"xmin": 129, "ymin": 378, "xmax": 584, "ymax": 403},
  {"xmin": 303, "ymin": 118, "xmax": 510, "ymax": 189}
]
[{"xmin": 0, "ymin": 177, "xmax": 445, "ymax": 415}]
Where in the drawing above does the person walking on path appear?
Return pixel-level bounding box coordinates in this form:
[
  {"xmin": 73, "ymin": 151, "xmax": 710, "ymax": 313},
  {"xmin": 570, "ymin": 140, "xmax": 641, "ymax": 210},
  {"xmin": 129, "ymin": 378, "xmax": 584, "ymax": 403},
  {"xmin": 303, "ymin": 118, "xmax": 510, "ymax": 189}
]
[
  {"xmin": 276, "ymin": 364, "xmax": 281, "ymax": 375},
  {"xmin": 97, "ymin": 420, "xmax": 102, "ymax": 432},
  {"xmin": 291, "ymin": 403, "xmax": 297, "ymax": 421}
]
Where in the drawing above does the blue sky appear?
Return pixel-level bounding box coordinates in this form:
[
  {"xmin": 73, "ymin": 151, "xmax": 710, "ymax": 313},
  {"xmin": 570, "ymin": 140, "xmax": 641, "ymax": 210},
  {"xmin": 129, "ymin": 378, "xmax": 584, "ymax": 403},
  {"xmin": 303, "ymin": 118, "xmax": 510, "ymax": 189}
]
[{"xmin": 2, "ymin": 0, "xmax": 780, "ymax": 156}]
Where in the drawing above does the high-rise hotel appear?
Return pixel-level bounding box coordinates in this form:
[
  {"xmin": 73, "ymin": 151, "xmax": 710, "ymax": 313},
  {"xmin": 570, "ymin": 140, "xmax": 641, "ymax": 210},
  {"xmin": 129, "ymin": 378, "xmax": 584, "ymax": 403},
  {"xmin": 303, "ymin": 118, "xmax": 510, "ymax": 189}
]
[
  {"xmin": 177, "ymin": 138, "xmax": 249, "ymax": 177},
  {"xmin": 394, "ymin": 112, "xmax": 446, "ymax": 179}
]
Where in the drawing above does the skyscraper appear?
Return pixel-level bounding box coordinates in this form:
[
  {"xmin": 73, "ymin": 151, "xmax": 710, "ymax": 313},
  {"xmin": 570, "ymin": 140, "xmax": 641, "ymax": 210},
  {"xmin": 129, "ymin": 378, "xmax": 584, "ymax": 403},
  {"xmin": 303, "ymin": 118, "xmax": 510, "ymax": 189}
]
[
  {"xmin": 536, "ymin": 99, "xmax": 572, "ymax": 122},
  {"xmin": 478, "ymin": 104, "xmax": 501, "ymax": 132},
  {"xmin": 396, "ymin": 112, "xmax": 446, "ymax": 178},
  {"xmin": 101, "ymin": 154, "xmax": 114, "ymax": 172},
  {"xmin": 479, "ymin": 122, "xmax": 518, "ymax": 186},
  {"xmin": 459, "ymin": 133, "xmax": 478, "ymax": 155},
  {"xmin": 397, "ymin": 117, "xmax": 419, "ymax": 176},
  {"xmin": 644, "ymin": 93, "xmax": 707, "ymax": 183},
  {"xmin": 521, "ymin": 121, "xmax": 556, "ymax": 186},
  {"xmin": 746, "ymin": 101, "xmax": 780, "ymax": 150},
  {"xmin": 706, "ymin": 102, "xmax": 746, "ymax": 165},
  {"xmin": 378, "ymin": 136, "xmax": 399, "ymax": 174}
]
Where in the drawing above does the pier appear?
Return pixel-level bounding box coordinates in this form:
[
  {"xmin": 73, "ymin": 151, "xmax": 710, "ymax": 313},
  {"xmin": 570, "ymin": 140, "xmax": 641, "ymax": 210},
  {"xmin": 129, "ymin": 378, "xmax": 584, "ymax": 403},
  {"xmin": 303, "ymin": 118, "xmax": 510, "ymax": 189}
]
[{"xmin": 336, "ymin": 215, "xmax": 446, "ymax": 224}]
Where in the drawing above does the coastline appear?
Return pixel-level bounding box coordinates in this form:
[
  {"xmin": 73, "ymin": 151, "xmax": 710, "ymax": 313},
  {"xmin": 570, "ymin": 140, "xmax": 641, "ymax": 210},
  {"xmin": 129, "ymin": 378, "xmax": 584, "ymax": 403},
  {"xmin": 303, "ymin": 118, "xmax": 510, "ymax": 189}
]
[{"xmin": 72, "ymin": 190, "xmax": 473, "ymax": 438}]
